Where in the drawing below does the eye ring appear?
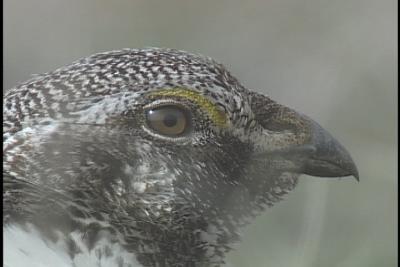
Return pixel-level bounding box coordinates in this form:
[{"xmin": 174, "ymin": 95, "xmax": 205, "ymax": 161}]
[{"xmin": 144, "ymin": 102, "xmax": 192, "ymax": 138}]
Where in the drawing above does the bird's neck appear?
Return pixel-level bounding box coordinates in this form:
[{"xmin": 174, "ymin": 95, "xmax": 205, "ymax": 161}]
[
  {"xmin": 4, "ymin": 191, "xmax": 238, "ymax": 267},
  {"xmin": 5, "ymin": 219, "xmax": 236, "ymax": 267},
  {"xmin": 3, "ymin": 173, "xmax": 241, "ymax": 266},
  {"xmin": 126, "ymin": 213, "xmax": 239, "ymax": 267}
]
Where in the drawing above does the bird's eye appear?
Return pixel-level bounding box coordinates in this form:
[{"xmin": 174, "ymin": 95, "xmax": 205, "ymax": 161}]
[{"xmin": 146, "ymin": 105, "xmax": 190, "ymax": 137}]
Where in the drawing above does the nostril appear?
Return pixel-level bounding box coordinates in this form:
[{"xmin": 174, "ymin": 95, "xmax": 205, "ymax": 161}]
[{"xmin": 263, "ymin": 120, "xmax": 297, "ymax": 132}]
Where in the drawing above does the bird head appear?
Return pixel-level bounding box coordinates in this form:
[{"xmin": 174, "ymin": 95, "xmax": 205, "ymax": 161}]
[{"xmin": 3, "ymin": 48, "xmax": 358, "ymax": 263}]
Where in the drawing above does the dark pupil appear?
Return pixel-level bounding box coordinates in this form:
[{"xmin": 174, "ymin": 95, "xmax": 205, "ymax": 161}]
[{"xmin": 163, "ymin": 113, "xmax": 178, "ymax": 127}]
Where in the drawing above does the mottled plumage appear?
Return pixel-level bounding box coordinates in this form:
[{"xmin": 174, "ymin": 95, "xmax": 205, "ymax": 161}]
[{"xmin": 3, "ymin": 48, "xmax": 358, "ymax": 267}]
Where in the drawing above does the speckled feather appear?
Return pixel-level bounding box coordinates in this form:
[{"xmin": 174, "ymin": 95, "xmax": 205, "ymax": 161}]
[{"xmin": 3, "ymin": 48, "xmax": 318, "ymax": 267}]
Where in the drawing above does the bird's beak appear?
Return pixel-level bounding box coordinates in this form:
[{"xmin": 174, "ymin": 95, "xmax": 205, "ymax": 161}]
[
  {"xmin": 256, "ymin": 117, "xmax": 359, "ymax": 180},
  {"xmin": 250, "ymin": 92, "xmax": 358, "ymax": 180},
  {"xmin": 300, "ymin": 117, "xmax": 359, "ymax": 180}
]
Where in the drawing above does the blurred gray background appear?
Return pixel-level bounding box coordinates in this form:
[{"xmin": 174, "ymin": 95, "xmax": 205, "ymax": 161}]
[{"xmin": 4, "ymin": 0, "xmax": 397, "ymax": 266}]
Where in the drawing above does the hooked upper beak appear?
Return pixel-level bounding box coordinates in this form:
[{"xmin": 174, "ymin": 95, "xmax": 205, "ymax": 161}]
[
  {"xmin": 249, "ymin": 92, "xmax": 358, "ymax": 180},
  {"xmin": 301, "ymin": 118, "xmax": 359, "ymax": 180}
]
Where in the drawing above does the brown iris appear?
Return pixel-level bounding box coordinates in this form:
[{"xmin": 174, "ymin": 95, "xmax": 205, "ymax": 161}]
[{"xmin": 146, "ymin": 105, "xmax": 189, "ymax": 137}]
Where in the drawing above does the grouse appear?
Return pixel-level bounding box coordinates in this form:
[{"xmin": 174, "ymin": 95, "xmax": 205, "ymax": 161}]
[{"xmin": 3, "ymin": 48, "xmax": 358, "ymax": 267}]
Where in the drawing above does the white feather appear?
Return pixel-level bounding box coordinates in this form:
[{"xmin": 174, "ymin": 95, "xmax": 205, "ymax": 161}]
[{"xmin": 4, "ymin": 224, "xmax": 142, "ymax": 267}]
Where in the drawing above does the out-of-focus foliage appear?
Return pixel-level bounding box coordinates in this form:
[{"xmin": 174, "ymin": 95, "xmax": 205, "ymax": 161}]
[{"xmin": 4, "ymin": 0, "xmax": 396, "ymax": 266}]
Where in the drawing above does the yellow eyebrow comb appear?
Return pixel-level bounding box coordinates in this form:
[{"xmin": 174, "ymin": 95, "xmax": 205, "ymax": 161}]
[{"xmin": 150, "ymin": 88, "xmax": 228, "ymax": 127}]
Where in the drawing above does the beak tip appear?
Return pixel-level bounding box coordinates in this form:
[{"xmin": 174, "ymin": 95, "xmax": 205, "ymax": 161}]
[
  {"xmin": 351, "ymin": 166, "xmax": 360, "ymax": 182},
  {"xmin": 341, "ymin": 154, "xmax": 359, "ymax": 182}
]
